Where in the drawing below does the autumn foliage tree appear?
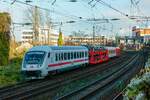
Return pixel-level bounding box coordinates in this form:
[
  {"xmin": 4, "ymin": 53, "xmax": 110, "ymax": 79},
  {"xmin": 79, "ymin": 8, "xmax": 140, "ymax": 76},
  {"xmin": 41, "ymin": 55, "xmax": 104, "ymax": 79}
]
[{"xmin": 0, "ymin": 12, "xmax": 11, "ymax": 65}]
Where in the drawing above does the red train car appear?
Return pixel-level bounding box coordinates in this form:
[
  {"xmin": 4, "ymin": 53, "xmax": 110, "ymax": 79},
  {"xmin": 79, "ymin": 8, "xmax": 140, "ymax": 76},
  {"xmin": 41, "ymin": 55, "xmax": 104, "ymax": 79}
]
[
  {"xmin": 116, "ymin": 47, "xmax": 121, "ymax": 56},
  {"xmin": 86, "ymin": 46, "xmax": 109, "ymax": 64}
]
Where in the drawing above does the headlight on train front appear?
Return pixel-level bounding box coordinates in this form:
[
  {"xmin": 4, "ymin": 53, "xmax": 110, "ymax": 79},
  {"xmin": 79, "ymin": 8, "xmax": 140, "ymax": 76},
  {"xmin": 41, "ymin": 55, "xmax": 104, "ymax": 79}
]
[{"xmin": 38, "ymin": 64, "xmax": 42, "ymax": 68}]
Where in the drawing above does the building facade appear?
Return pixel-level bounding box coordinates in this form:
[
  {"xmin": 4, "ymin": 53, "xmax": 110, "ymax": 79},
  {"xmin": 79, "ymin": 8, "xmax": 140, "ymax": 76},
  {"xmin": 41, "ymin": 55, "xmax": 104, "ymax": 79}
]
[
  {"xmin": 21, "ymin": 29, "xmax": 33, "ymax": 43},
  {"xmin": 21, "ymin": 28, "xmax": 61, "ymax": 45},
  {"xmin": 64, "ymin": 36, "xmax": 107, "ymax": 46},
  {"xmin": 132, "ymin": 27, "xmax": 150, "ymax": 43}
]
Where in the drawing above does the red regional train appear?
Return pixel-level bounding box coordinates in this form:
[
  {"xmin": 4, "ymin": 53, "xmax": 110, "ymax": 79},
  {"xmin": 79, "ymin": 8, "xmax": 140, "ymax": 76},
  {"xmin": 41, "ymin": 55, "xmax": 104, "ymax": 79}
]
[{"xmin": 21, "ymin": 45, "xmax": 120, "ymax": 79}]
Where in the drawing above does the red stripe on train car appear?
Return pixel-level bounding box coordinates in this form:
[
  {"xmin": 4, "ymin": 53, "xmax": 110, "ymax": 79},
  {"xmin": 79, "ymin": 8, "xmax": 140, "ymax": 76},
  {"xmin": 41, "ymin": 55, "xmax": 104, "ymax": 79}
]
[
  {"xmin": 48, "ymin": 62, "xmax": 71, "ymax": 67},
  {"xmin": 73, "ymin": 59, "xmax": 87, "ymax": 62},
  {"xmin": 48, "ymin": 59, "xmax": 88, "ymax": 67}
]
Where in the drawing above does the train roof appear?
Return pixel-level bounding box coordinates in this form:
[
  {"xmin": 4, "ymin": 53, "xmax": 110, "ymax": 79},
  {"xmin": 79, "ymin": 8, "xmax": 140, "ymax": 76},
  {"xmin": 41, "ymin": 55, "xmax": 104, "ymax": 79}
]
[
  {"xmin": 28, "ymin": 45, "xmax": 88, "ymax": 52},
  {"xmin": 104, "ymin": 46, "xmax": 120, "ymax": 50},
  {"xmin": 83, "ymin": 45, "xmax": 106, "ymax": 50}
]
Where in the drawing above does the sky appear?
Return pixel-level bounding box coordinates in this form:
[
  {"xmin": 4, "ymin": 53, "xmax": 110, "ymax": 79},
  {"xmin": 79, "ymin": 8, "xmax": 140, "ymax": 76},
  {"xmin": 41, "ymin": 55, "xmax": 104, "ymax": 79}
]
[{"xmin": 0, "ymin": 0, "xmax": 150, "ymax": 41}]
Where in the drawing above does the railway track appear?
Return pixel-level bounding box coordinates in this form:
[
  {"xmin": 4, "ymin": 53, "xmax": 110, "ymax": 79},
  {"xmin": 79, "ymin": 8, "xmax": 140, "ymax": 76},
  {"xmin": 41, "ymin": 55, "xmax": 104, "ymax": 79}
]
[
  {"xmin": 57, "ymin": 53, "xmax": 141, "ymax": 100},
  {"xmin": 112, "ymin": 53, "xmax": 145, "ymax": 100},
  {"xmin": 0, "ymin": 52, "xmax": 134, "ymax": 100}
]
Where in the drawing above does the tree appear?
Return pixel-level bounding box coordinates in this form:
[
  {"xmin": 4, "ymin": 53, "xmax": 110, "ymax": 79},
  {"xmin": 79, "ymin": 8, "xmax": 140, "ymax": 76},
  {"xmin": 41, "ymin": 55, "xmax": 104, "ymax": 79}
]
[
  {"xmin": 57, "ymin": 28, "xmax": 63, "ymax": 46},
  {"xmin": 0, "ymin": 12, "xmax": 11, "ymax": 65}
]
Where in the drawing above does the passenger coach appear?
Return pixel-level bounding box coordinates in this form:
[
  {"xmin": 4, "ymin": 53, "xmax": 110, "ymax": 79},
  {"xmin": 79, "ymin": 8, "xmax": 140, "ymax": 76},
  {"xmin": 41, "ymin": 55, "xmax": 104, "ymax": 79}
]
[{"xmin": 22, "ymin": 46, "xmax": 89, "ymax": 79}]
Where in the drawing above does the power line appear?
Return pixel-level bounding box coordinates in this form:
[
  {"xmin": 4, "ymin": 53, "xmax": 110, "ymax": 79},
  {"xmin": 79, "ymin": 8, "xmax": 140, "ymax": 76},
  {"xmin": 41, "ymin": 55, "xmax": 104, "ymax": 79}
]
[
  {"xmin": 130, "ymin": 0, "xmax": 150, "ymax": 27},
  {"xmin": 11, "ymin": 0, "xmax": 16, "ymax": 5},
  {"xmin": 4, "ymin": 0, "xmax": 84, "ymax": 20},
  {"xmin": 97, "ymin": 0, "xmax": 128, "ymax": 16},
  {"xmin": 88, "ymin": 0, "xmax": 130, "ymax": 18}
]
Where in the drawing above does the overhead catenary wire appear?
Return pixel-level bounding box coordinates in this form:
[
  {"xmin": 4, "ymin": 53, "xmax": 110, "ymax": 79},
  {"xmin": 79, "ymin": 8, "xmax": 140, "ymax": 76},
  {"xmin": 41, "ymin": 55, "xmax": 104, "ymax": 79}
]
[
  {"xmin": 6, "ymin": 0, "xmax": 105, "ymax": 27},
  {"xmin": 94, "ymin": 0, "xmax": 129, "ymax": 17},
  {"xmin": 2, "ymin": 0, "xmax": 124, "ymax": 24},
  {"xmin": 7, "ymin": 0, "xmax": 84, "ymax": 20},
  {"xmin": 11, "ymin": 0, "xmax": 16, "ymax": 5},
  {"xmin": 2, "ymin": 0, "xmax": 139, "ymax": 35},
  {"xmin": 130, "ymin": 0, "xmax": 150, "ymax": 27},
  {"xmin": 88, "ymin": 0, "xmax": 142, "ymax": 23}
]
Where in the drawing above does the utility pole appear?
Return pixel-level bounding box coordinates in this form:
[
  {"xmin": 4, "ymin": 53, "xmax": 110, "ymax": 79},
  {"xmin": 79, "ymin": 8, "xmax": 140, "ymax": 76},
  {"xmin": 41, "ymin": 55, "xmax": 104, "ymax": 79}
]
[
  {"xmin": 33, "ymin": 6, "xmax": 40, "ymax": 45},
  {"xmin": 46, "ymin": 12, "xmax": 52, "ymax": 45}
]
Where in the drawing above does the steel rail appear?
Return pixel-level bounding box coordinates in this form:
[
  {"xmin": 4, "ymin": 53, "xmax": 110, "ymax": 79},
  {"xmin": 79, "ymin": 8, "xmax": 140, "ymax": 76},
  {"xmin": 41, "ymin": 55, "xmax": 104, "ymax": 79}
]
[
  {"xmin": 0, "ymin": 53, "xmax": 131, "ymax": 100},
  {"xmin": 57, "ymin": 54, "xmax": 138, "ymax": 100}
]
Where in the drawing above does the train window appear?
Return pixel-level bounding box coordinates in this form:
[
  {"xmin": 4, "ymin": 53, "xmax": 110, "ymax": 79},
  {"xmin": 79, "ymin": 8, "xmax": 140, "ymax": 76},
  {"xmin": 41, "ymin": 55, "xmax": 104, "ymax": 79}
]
[
  {"xmin": 48, "ymin": 53, "xmax": 50, "ymax": 58},
  {"xmin": 82, "ymin": 52, "xmax": 84, "ymax": 57},
  {"xmin": 75, "ymin": 52, "xmax": 78, "ymax": 58},
  {"xmin": 109, "ymin": 50, "xmax": 112, "ymax": 54},
  {"xmin": 74, "ymin": 52, "xmax": 76, "ymax": 59},
  {"xmin": 79, "ymin": 52, "xmax": 81, "ymax": 58},
  {"xmin": 76, "ymin": 52, "xmax": 77, "ymax": 59},
  {"xmin": 81, "ymin": 52, "xmax": 83, "ymax": 58},
  {"xmin": 80, "ymin": 52, "xmax": 82, "ymax": 58},
  {"xmin": 71, "ymin": 52, "xmax": 74, "ymax": 59},
  {"xmin": 55, "ymin": 53, "xmax": 58, "ymax": 61},
  {"xmin": 68, "ymin": 53, "xmax": 70, "ymax": 60},
  {"xmin": 85, "ymin": 52, "xmax": 87, "ymax": 57},
  {"xmin": 77, "ymin": 52, "xmax": 79, "ymax": 58},
  {"xmin": 61, "ymin": 53, "xmax": 63, "ymax": 61},
  {"xmin": 64, "ymin": 53, "xmax": 67, "ymax": 60},
  {"xmin": 59, "ymin": 53, "xmax": 61, "ymax": 61}
]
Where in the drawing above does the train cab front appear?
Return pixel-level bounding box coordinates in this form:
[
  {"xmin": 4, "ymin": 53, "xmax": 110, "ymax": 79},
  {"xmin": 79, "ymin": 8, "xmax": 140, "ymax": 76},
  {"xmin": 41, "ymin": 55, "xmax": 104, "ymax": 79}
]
[{"xmin": 21, "ymin": 51, "xmax": 46, "ymax": 79}]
